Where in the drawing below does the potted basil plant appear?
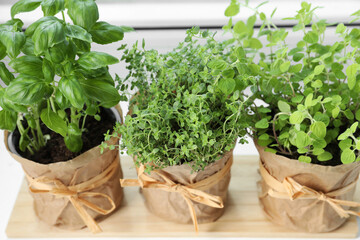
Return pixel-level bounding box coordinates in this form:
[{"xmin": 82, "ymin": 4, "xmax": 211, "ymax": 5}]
[
  {"xmin": 224, "ymin": 0, "xmax": 360, "ymax": 232},
  {"xmin": 103, "ymin": 28, "xmax": 251, "ymax": 231},
  {"xmin": 0, "ymin": 0, "xmax": 132, "ymax": 233}
]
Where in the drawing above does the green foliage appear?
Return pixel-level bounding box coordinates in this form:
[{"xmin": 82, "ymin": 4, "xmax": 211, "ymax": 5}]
[
  {"xmin": 225, "ymin": 1, "xmax": 360, "ymax": 165},
  {"xmin": 104, "ymin": 29, "xmax": 250, "ymax": 171},
  {"xmin": 0, "ymin": 0, "xmax": 131, "ymax": 154}
]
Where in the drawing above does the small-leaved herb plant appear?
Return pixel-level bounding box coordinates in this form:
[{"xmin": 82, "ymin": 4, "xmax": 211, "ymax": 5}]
[
  {"xmin": 0, "ymin": 0, "xmax": 132, "ymax": 154},
  {"xmin": 224, "ymin": 0, "xmax": 360, "ymax": 165},
  {"xmin": 103, "ymin": 28, "xmax": 250, "ymax": 172}
]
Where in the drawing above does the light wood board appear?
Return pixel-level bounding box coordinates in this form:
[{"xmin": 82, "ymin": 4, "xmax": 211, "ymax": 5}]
[{"xmin": 6, "ymin": 155, "xmax": 360, "ymax": 238}]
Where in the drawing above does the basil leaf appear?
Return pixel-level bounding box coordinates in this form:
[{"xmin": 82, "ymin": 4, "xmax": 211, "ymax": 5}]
[
  {"xmin": 9, "ymin": 55, "xmax": 43, "ymax": 77},
  {"xmin": 79, "ymin": 77, "xmax": 120, "ymax": 108},
  {"xmin": 65, "ymin": 25, "xmax": 92, "ymax": 42},
  {"xmin": 0, "ymin": 110, "xmax": 17, "ymax": 131},
  {"xmin": 40, "ymin": 107, "xmax": 67, "ymax": 137},
  {"xmin": 5, "ymin": 74, "xmax": 52, "ymax": 104},
  {"xmin": 90, "ymin": 21, "xmax": 125, "ymax": 44},
  {"xmin": 0, "ymin": 62, "xmax": 15, "ymax": 85},
  {"xmin": 0, "ymin": 42, "xmax": 6, "ymax": 60},
  {"xmin": 25, "ymin": 16, "xmax": 58, "ymax": 36},
  {"xmin": 41, "ymin": 0, "xmax": 65, "ymax": 16},
  {"xmin": 11, "ymin": 0, "xmax": 42, "ymax": 18},
  {"xmin": 67, "ymin": 0, "xmax": 99, "ymax": 30},
  {"xmin": 0, "ymin": 30, "xmax": 26, "ymax": 59},
  {"xmin": 58, "ymin": 75, "xmax": 86, "ymax": 109},
  {"xmin": 77, "ymin": 51, "xmax": 119, "ymax": 69},
  {"xmin": 32, "ymin": 19, "xmax": 66, "ymax": 55}
]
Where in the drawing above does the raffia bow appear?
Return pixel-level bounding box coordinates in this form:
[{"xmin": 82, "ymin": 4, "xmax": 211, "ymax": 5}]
[
  {"xmin": 120, "ymin": 155, "xmax": 233, "ymax": 232},
  {"xmin": 259, "ymin": 159, "xmax": 360, "ymax": 218},
  {"xmin": 25, "ymin": 158, "xmax": 120, "ymax": 234}
]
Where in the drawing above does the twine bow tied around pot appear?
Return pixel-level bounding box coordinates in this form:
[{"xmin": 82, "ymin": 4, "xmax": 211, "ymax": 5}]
[
  {"xmin": 259, "ymin": 160, "xmax": 360, "ymax": 218},
  {"xmin": 120, "ymin": 156, "xmax": 233, "ymax": 232},
  {"xmin": 25, "ymin": 158, "xmax": 120, "ymax": 234}
]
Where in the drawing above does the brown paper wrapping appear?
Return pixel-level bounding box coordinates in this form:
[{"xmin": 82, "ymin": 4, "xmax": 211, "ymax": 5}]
[
  {"xmin": 4, "ymin": 106, "xmax": 124, "ymax": 231},
  {"xmin": 256, "ymin": 144, "xmax": 360, "ymax": 233},
  {"xmin": 141, "ymin": 150, "xmax": 233, "ymax": 224}
]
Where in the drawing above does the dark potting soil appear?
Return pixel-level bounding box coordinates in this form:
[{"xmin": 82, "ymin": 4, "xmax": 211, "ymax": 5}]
[{"xmin": 13, "ymin": 108, "xmax": 116, "ymax": 164}]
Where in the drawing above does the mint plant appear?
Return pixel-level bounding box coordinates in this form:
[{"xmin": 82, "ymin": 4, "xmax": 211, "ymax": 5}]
[
  {"xmin": 0, "ymin": 0, "xmax": 132, "ymax": 154},
  {"xmin": 103, "ymin": 28, "xmax": 250, "ymax": 172},
  {"xmin": 224, "ymin": 1, "xmax": 360, "ymax": 165}
]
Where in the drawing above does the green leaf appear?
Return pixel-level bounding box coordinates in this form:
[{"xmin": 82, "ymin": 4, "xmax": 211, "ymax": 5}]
[
  {"xmin": 314, "ymin": 65, "xmax": 325, "ymax": 75},
  {"xmin": 208, "ymin": 59, "xmax": 227, "ymax": 70},
  {"xmin": 311, "ymin": 80, "xmax": 323, "ymax": 88},
  {"xmin": 336, "ymin": 23, "xmax": 346, "ymax": 34},
  {"xmin": 90, "ymin": 21, "xmax": 126, "ymax": 44},
  {"xmin": 248, "ymin": 38, "xmax": 263, "ymax": 49},
  {"xmin": 5, "ymin": 74, "xmax": 52, "ymax": 104},
  {"xmin": 25, "ymin": 16, "xmax": 58, "ymax": 36},
  {"xmin": 41, "ymin": 0, "xmax": 65, "ymax": 16},
  {"xmin": 291, "ymin": 95, "xmax": 304, "ymax": 103},
  {"xmin": 0, "ymin": 110, "xmax": 17, "ymax": 131},
  {"xmin": 0, "ymin": 42, "xmax": 6, "ymax": 60},
  {"xmin": 332, "ymin": 106, "xmax": 340, "ymax": 118},
  {"xmin": 259, "ymin": 133, "xmax": 269, "ymax": 140},
  {"xmin": 278, "ymin": 100, "xmax": 290, "ymax": 112},
  {"xmin": 356, "ymin": 109, "xmax": 360, "ymax": 121},
  {"xmin": 224, "ymin": 3, "xmax": 239, "ymax": 17},
  {"xmin": 79, "ymin": 78, "xmax": 120, "ymax": 108},
  {"xmin": 233, "ymin": 21, "xmax": 248, "ymax": 35},
  {"xmin": 0, "ymin": 31, "xmax": 26, "ymax": 59},
  {"xmin": 67, "ymin": 0, "xmax": 99, "ymax": 30},
  {"xmin": 77, "ymin": 51, "xmax": 119, "ymax": 69},
  {"xmin": 295, "ymin": 131, "xmax": 311, "ymax": 148},
  {"xmin": 303, "ymin": 31, "xmax": 318, "ymax": 44},
  {"xmin": 0, "ymin": 62, "xmax": 15, "ymax": 85},
  {"xmin": 346, "ymin": 63, "xmax": 359, "ymax": 90},
  {"xmin": 280, "ymin": 61, "xmax": 290, "ymax": 73},
  {"xmin": 11, "ymin": 0, "xmax": 42, "ymax": 18},
  {"xmin": 32, "ymin": 19, "xmax": 66, "ymax": 55},
  {"xmin": 65, "ymin": 134, "xmax": 83, "ymax": 153},
  {"xmin": 304, "ymin": 93, "xmax": 313, "ymax": 107},
  {"xmin": 339, "ymin": 139, "xmax": 352, "ymax": 150},
  {"xmin": 289, "ymin": 111, "xmax": 305, "ymax": 124},
  {"xmin": 338, "ymin": 129, "xmax": 352, "ymax": 141},
  {"xmin": 341, "ymin": 148, "xmax": 356, "ymax": 164},
  {"xmin": 310, "ymin": 121, "xmax": 326, "ymax": 138},
  {"xmin": 299, "ymin": 155, "xmax": 311, "ymax": 163},
  {"xmin": 344, "ymin": 109, "xmax": 354, "ymax": 120},
  {"xmin": 350, "ymin": 122, "xmax": 358, "ymax": 133},
  {"xmin": 317, "ymin": 151, "xmax": 333, "ymax": 161},
  {"xmin": 218, "ymin": 78, "xmax": 235, "ymax": 95},
  {"xmin": 40, "ymin": 107, "xmax": 67, "ymax": 137},
  {"xmin": 65, "ymin": 25, "xmax": 92, "ymax": 42},
  {"xmin": 9, "ymin": 55, "xmax": 43, "ymax": 77},
  {"xmin": 255, "ymin": 119, "xmax": 269, "ymax": 129},
  {"xmin": 21, "ymin": 38, "xmax": 35, "ymax": 56},
  {"xmin": 42, "ymin": 58, "xmax": 55, "ymax": 82},
  {"xmin": 58, "ymin": 75, "xmax": 86, "ymax": 109}
]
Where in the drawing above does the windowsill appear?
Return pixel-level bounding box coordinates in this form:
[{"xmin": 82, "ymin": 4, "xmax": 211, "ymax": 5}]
[{"xmin": 0, "ymin": 0, "xmax": 358, "ymax": 28}]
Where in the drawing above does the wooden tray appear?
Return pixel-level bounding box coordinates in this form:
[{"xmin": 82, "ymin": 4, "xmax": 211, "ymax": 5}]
[{"xmin": 6, "ymin": 155, "xmax": 360, "ymax": 238}]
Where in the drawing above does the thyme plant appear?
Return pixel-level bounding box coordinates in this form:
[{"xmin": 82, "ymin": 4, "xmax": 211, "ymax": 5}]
[{"xmin": 104, "ymin": 28, "xmax": 250, "ymax": 171}]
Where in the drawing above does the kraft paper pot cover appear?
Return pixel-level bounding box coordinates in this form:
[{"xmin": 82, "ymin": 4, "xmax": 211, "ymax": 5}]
[
  {"xmin": 256, "ymin": 143, "xmax": 360, "ymax": 233},
  {"xmin": 140, "ymin": 150, "xmax": 233, "ymax": 225},
  {"xmin": 4, "ymin": 106, "xmax": 124, "ymax": 233}
]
